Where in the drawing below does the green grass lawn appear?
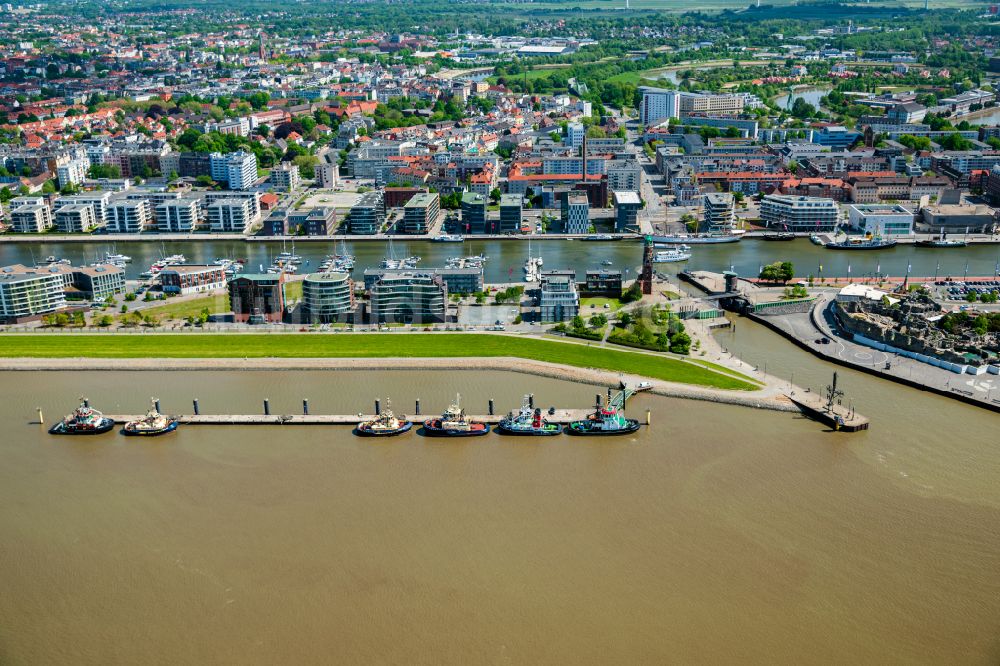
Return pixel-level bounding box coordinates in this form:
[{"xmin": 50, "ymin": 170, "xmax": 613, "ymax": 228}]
[
  {"xmin": 580, "ymin": 297, "xmax": 623, "ymax": 311},
  {"xmin": 138, "ymin": 295, "xmax": 230, "ymax": 320},
  {"xmin": 0, "ymin": 333, "xmax": 758, "ymax": 391}
]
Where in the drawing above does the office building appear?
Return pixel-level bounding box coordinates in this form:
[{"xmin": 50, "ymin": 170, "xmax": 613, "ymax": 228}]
[
  {"xmin": 703, "ymin": 192, "xmax": 735, "ymax": 233},
  {"xmin": 270, "ymin": 163, "xmax": 301, "ymax": 192},
  {"xmin": 582, "ymin": 269, "xmax": 623, "ymax": 298},
  {"xmin": 566, "ymin": 122, "xmax": 585, "ymax": 148},
  {"xmin": 640, "ymin": 87, "xmax": 680, "ymax": 125},
  {"xmin": 613, "ymin": 191, "xmax": 642, "ymax": 232},
  {"xmin": 401, "ymin": 192, "xmax": 439, "ymax": 234},
  {"xmin": 760, "ymin": 194, "xmax": 839, "ymax": 233},
  {"xmin": 107, "ymin": 199, "xmax": 151, "ymax": 233},
  {"xmin": 54, "ymin": 203, "xmax": 98, "ymax": 233},
  {"xmin": 349, "ymin": 191, "xmax": 385, "ymax": 234},
  {"xmin": 368, "ymin": 272, "xmax": 447, "ymax": 324},
  {"xmin": 302, "ymin": 272, "xmax": 355, "ymax": 323},
  {"xmin": 229, "ymin": 274, "xmax": 285, "ymax": 323},
  {"xmin": 562, "ymin": 193, "xmax": 590, "ymax": 234},
  {"xmin": 461, "ymin": 192, "xmax": 488, "ymax": 234},
  {"xmin": 289, "ymin": 207, "xmax": 337, "ymax": 236},
  {"xmin": 0, "ymin": 268, "xmax": 67, "ymax": 322},
  {"xmin": 847, "ymin": 204, "xmax": 914, "ymax": 236},
  {"xmin": 156, "ymin": 198, "xmax": 199, "ymax": 232},
  {"xmin": 538, "ymin": 270, "xmax": 580, "ymax": 322},
  {"xmin": 499, "ymin": 194, "xmax": 523, "ymax": 233}
]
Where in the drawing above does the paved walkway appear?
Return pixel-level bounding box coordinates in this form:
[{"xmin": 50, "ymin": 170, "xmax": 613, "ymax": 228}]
[{"xmin": 764, "ymin": 295, "xmax": 1000, "ymax": 409}]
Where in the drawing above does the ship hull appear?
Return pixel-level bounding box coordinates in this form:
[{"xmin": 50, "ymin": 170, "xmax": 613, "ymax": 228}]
[
  {"xmin": 565, "ymin": 419, "xmax": 641, "ymax": 436},
  {"xmin": 825, "ymin": 241, "xmax": 898, "ymax": 250},
  {"xmin": 49, "ymin": 418, "xmax": 116, "ymax": 436},
  {"xmin": 354, "ymin": 422, "xmax": 413, "ymax": 437},
  {"xmin": 122, "ymin": 420, "xmax": 179, "ymax": 437},
  {"xmin": 915, "ymin": 240, "xmax": 966, "ymax": 248},
  {"xmin": 422, "ymin": 420, "xmax": 491, "ymax": 437},
  {"xmin": 649, "ymin": 235, "xmax": 739, "ymax": 245}
]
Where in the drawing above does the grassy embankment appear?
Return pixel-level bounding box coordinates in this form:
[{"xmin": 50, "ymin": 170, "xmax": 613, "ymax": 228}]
[{"xmin": 0, "ymin": 333, "xmax": 759, "ymax": 391}]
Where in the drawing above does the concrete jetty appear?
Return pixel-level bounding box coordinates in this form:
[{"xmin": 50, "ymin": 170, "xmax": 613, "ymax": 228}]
[{"xmin": 103, "ymin": 409, "xmax": 598, "ymax": 427}]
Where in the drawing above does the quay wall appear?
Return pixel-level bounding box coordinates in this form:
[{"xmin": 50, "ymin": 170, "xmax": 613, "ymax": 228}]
[{"xmin": 746, "ymin": 304, "xmax": 1000, "ymax": 415}]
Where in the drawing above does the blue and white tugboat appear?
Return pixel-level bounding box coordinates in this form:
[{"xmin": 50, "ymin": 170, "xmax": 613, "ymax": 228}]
[
  {"xmin": 49, "ymin": 399, "xmax": 115, "ymax": 435},
  {"xmin": 497, "ymin": 395, "xmax": 563, "ymax": 436},
  {"xmin": 122, "ymin": 399, "xmax": 179, "ymax": 437}
]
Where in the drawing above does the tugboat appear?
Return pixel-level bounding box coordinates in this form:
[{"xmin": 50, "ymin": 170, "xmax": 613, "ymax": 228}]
[
  {"xmin": 422, "ymin": 394, "xmax": 490, "ymax": 437},
  {"xmin": 49, "ymin": 399, "xmax": 115, "ymax": 435},
  {"xmin": 355, "ymin": 402, "xmax": 413, "ymax": 437},
  {"xmin": 497, "ymin": 395, "xmax": 563, "ymax": 436},
  {"xmin": 122, "ymin": 399, "xmax": 179, "ymax": 437},
  {"xmin": 565, "ymin": 389, "xmax": 641, "ymax": 436}
]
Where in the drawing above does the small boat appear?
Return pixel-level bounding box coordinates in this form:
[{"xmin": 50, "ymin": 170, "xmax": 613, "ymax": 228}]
[
  {"xmin": 48, "ymin": 399, "xmax": 115, "ymax": 435},
  {"xmin": 601, "ymin": 259, "xmax": 614, "ymax": 266},
  {"xmin": 122, "ymin": 399, "xmax": 179, "ymax": 437},
  {"xmin": 582, "ymin": 234, "xmax": 619, "ymax": 241},
  {"xmin": 760, "ymin": 232, "xmax": 795, "ymax": 241},
  {"xmin": 653, "ymin": 247, "xmax": 692, "ymax": 263},
  {"xmin": 497, "ymin": 396, "xmax": 563, "ymax": 436},
  {"xmin": 825, "ymin": 237, "xmax": 897, "ymax": 251},
  {"xmin": 810, "ymin": 235, "xmax": 825, "ymax": 246},
  {"xmin": 565, "ymin": 390, "xmax": 641, "ymax": 436},
  {"xmin": 423, "ymin": 395, "xmax": 490, "ymax": 437},
  {"xmin": 355, "ymin": 404, "xmax": 412, "ymax": 437},
  {"xmin": 431, "ymin": 234, "xmax": 465, "ymax": 243}
]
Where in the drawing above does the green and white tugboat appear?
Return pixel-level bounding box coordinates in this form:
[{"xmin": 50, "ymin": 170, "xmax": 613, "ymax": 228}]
[
  {"xmin": 566, "ymin": 388, "xmax": 641, "ymax": 436},
  {"xmin": 497, "ymin": 395, "xmax": 562, "ymax": 436}
]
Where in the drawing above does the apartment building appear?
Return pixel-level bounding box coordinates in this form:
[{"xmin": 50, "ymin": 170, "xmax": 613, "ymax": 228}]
[
  {"xmin": 106, "ymin": 199, "xmax": 151, "ymax": 233},
  {"xmin": 209, "ymin": 151, "xmax": 258, "ymax": 190},
  {"xmin": 156, "ymin": 198, "xmax": 199, "ymax": 232},
  {"xmin": 159, "ymin": 264, "xmax": 227, "ymax": 295},
  {"xmin": 270, "ymin": 163, "xmax": 301, "ymax": 192},
  {"xmin": 302, "ymin": 272, "xmax": 355, "ymax": 323},
  {"xmin": 348, "ymin": 191, "xmax": 385, "ymax": 234},
  {"xmin": 613, "ymin": 190, "xmax": 642, "ymax": 232},
  {"xmin": 316, "ymin": 162, "xmax": 339, "ymax": 189},
  {"xmin": 0, "ymin": 268, "xmax": 66, "ymax": 322},
  {"xmin": 54, "ymin": 203, "xmax": 98, "ymax": 233},
  {"xmin": 538, "ymin": 270, "xmax": 580, "ymax": 323},
  {"xmin": 9, "ymin": 203, "xmax": 52, "ymax": 233},
  {"xmin": 207, "ymin": 198, "xmax": 254, "ymax": 233},
  {"xmin": 703, "ymin": 192, "xmax": 735, "ymax": 232}
]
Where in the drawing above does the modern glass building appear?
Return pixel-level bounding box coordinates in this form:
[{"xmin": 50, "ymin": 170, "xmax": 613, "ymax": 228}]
[
  {"xmin": 368, "ymin": 272, "xmax": 447, "ymax": 324},
  {"xmin": 302, "ymin": 272, "xmax": 355, "ymax": 323}
]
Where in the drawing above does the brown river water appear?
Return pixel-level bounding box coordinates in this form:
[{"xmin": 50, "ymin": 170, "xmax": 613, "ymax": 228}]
[{"xmin": 1, "ymin": 324, "xmax": 999, "ymax": 664}]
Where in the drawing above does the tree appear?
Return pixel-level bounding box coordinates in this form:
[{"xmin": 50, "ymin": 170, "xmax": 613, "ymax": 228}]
[
  {"xmin": 669, "ymin": 331, "xmax": 691, "ymax": 355},
  {"xmin": 759, "ymin": 261, "xmax": 793, "ymax": 284},
  {"xmin": 571, "ymin": 314, "xmax": 586, "ymax": 331},
  {"xmin": 621, "ymin": 282, "xmax": 642, "ymax": 303},
  {"xmin": 589, "ymin": 313, "xmax": 608, "ymax": 328},
  {"xmin": 489, "ymin": 187, "xmax": 501, "ymax": 203}
]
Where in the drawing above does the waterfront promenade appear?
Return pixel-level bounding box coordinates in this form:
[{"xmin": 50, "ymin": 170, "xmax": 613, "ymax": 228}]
[{"xmin": 757, "ymin": 294, "xmax": 1000, "ymax": 412}]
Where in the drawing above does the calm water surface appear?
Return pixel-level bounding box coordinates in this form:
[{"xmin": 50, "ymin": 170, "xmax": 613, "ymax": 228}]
[
  {"xmin": 3, "ymin": 238, "xmax": 1000, "ymax": 283},
  {"xmin": 1, "ymin": 356, "xmax": 999, "ymax": 664}
]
